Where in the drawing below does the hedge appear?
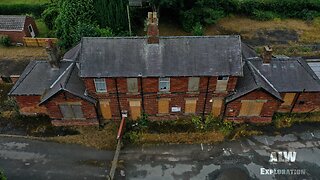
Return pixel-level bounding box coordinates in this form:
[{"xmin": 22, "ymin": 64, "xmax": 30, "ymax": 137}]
[{"xmin": 0, "ymin": 4, "xmax": 47, "ymax": 17}]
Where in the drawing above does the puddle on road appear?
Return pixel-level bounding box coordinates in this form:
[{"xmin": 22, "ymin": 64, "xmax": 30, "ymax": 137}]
[
  {"xmin": 2, "ymin": 142, "xmax": 28, "ymax": 149},
  {"xmin": 0, "ymin": 149, "xmax": 48, "ymax": 164}
]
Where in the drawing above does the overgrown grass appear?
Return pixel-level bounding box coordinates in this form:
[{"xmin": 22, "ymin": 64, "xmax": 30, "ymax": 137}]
[
  {"xmin": 123, "ymin": 114, "xmax": 236, "ymax": 145},
  {"xmin": 49, "ymin": 123, "xmax": 119, "ymax": 150},
  {"xmin": 35, "ymin": 19, "xmax": 53, "ymax": 38},
  {"xmin": 0, "ymin": 46, "xmax": 47, "ymax": 60},
  {"xmin": 0, "ymin": 0, "xmax": 48, "ymax": 5},
  {"xmin": 273, "ymin": 112, "xmax": 320, "ymax": 129}
]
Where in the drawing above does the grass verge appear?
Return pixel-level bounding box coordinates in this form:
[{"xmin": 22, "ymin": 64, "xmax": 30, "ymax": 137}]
[
  {"xmin": 48, "ymin": 123, "xmax": 118, "ymax": 150},
  {"xmin": 0, "ymin": 46, "xmax": 47, "ymax": 60},
  {"xmin": 273, "ymin": 112, "xmax": 320, "ymax": 129}
]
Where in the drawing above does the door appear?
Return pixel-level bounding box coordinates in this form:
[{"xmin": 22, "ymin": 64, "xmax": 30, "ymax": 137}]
[
  {"xmin": 129, "ymin": 100, "xmax": 141, "ymax": 120},
  {"xmin": 212, "ymin": 98, "xmax": 223, "ymax": 117},
  {"xmin": 28, "ymin": 25, "xmax": 35, "ymax": 37},
  {"xmin": 99, "ymin": 100, "xmax": 112, "ymax": 119},
  {"xmin": 158, "ymin": 98, "xmax": 170, "ymax": 114}
]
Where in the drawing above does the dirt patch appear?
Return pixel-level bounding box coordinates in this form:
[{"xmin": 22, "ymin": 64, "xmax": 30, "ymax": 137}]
[
  {"xmin": 0, "ymin": 59, "xmax": 31, "ymax": 76},
  {"xmin": 0, "ymin": 46, "xmax": 47, "ymax": 61},
  {"xmin": 246, "ymin": 29, "xmax": 299, "ymax": 46}
]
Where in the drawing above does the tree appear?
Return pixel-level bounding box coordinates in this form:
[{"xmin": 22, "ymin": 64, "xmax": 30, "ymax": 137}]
[
  {"xmin": 55, "ymin": 0, "xmax": 95, "ymax": 49},
  {"xmin": 93, "ymin": 0, "xmax": 128, "ymax": 34}
]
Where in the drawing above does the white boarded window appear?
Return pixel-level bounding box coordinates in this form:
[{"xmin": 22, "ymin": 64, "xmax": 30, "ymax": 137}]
[
  {"xmin": 127, "ymin": 78, "xmax": 138, "ymax": 93},
  {"xmin": 94, "ymin": 78, "xmax": 107, "ymax": 92},
  {"xmin": 159, "ymin": 77, "xmax": 170, "ymax": 92},
  {"xmin": 188, "ymin": 77, "xmax": 200, "ymax": 92},
  {"xmin": 216, "ymin": 76, "xmax": 229, "ymax": 92}
]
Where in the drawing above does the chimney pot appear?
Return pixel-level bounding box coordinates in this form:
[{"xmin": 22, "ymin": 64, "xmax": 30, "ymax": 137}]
[{"xmin": 262, "ymin": 45, "xmax": 273, "ymax": 63}]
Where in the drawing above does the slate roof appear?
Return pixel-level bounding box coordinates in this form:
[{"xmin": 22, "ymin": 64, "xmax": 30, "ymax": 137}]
[
  {"xmin": 241, "ymin": 43, "xmax": 258, "ymax": 59},
  {"xmin": 63, "ymin": 43, "xmax": 81, "ymax": 61},
  {"xmin": 307, "ymin": 60, "xmax": 320, "ymax": 79},
  {"xmin": 0, "ymin": 15, "xmax": 26, "ymax": 31},
  {"xmin": 249, "ymin": 58, "xmax": 320, "ymax": 92},
  {"xmin": 79, "ymin": 36, "xmax": 243, "ymax": 77},
  {"xmin": 226, "ymin": 61, "xmax": 282, "ymax": 103},
  {"xmin": 39, "ymin": 63, "xmax": 96, "ymax": 104}
]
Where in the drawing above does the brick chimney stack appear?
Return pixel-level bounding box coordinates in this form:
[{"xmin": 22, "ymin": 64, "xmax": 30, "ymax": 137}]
[
  {"xmin": 147, "ymin": 12, "xmax": 159, "ymax": 44},
  {"xmin": 262, "ymin": 46, "xmax": 273, "ymax": 64},
  {"xmin": 46, "ymin": 39, "xmax": 60, "ymax": 69}
]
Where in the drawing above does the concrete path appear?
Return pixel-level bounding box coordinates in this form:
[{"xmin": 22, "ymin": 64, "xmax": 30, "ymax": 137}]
[
  {"xmin": 0, "ymin": 137, "xmax": 114, "ymax": 180},
  {"xmin": 117, "ymin": 127, "xmax": 320, "ymax": 180}
]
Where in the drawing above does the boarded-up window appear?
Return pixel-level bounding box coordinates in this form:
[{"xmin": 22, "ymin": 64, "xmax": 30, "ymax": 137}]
[
  {"xmin": 59, "ymin": 104, "xmax": 84, "ymax": 119},
  {"xmin": 239, "ymin": 100, "xmax": 265, "ymax": 117},
  {"xmin": 129, "ymin": 100, "xmax": 141, "ymax": 120},
  {"xmin": 158, "ymin": 98, "xmax": 170, "ymax": 114},
  {"xmin": 216, "ymin": 76, "xmax": 229, "ymax": 92},
  {"xmin": 212, "ymin": 98, "xmax": 223, "ymax": 116},
  {"xmin": 188, "ymin": 77, "xmax": 200, "ymax": 92},
  {"xmin": 99, "ymin": 100, "xmax": 112, "ymax": 119},
  {"xmin": 282, "ymin": 93, "xmax": 296, "ymax": 106},
  {"xmin": 185, "ymin": 99, "xmax": 197, "ymax": 114},
  {"xmin": 127, "ymin": 78, "xmax": 138, "ymax": 93}
]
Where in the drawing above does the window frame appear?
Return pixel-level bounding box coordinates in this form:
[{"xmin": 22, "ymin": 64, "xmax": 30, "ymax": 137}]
[
  {"xmin": 94, "ymin": 78, "xmax": 107, "ymax": 93},
  {"xmin": 188, "ymin": 77, "xmax": 200, "ymax": 92},
  {"xmin": 127, "ymin": 78, "xmax": 138, "ymax": 93},
  {"xmin": 216, "ymin": 76, "xmax": 229, "ymax": 92},
  {"xmin": 159, "ymin": 77, "xmax": 170, "ymax": 92}
]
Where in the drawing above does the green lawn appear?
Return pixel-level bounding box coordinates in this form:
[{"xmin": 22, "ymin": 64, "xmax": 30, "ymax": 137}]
[
  {"xmin": 0, "ymin": 0, "xmax": 49, "ymax": 4},
  {"xmin": 35, "ymin": 19, "xmax": 51, "ymax": 37}
]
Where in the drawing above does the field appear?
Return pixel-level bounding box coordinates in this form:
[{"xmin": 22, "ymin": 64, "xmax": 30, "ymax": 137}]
[{"xmin": 0, "ymin": 0, "xmax": 48, "ymax": 4}]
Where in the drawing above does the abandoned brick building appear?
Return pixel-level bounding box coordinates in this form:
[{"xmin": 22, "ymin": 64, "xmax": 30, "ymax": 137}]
[
  {"xmin": 8, "ymin": 12, "xmax": 320, "ymax": 126},
  {"xmin": 0, "ymin": 15, "xmax": 38, "ymax": 44}
]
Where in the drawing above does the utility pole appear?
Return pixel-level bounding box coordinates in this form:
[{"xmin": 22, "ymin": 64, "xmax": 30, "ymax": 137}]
[{"xmin": 127, "ymin": 5, "xmax": 132, "ymax": 36}]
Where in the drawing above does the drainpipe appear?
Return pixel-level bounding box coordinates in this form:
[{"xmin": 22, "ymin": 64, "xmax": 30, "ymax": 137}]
[
  {"xmin": 94, "ymin": 102, "xmax": 102, "ymax": 128},
  {"xmin": 114, "ymin": 78, "xmax": 122, "ymax": 118},
  {"xmin": 139, "ymin": 75, "xmax": 145, "ymax": 112},
  {"xmin": 290, "ymin": 89, "xmax": 305, "ymax": 113},
  {"xmin": 202, "ymin": 77, "xmax": 210, "ymax": 120}
]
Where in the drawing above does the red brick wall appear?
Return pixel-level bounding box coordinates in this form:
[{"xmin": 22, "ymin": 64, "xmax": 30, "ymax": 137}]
[
  {"xmin": 14, "ymin": 95, "xmax": 48, "ymax": 115},
  {"xmin": 0, "ymin": 31, "xmax": 25, "ymax": 43},
  {"xmin": 42, "ymin": 91, "xmax": 97, "ymax": 121},
  {"xmin": 277, "ymin": 92, "xmax": 320, "ymax": 113},
  {"xmin": 83, "ymin": 76, "xmax": 238, "ymax": 120},
  {"xmin": 225, "ymin": 89, "xmax": 281, "ymax": 123},
  {"xmin": 292, "ymin": 92, "xmax": 320, "ymax": 113},
  {"xmin": 24, "ymin": 16, "xmax": 39, "ymax": 37}
]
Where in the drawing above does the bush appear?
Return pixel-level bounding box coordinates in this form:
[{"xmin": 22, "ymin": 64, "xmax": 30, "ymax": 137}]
[
  {"xmin": 0, "ymin": 169, "xmax": 6, "ymax": 180},
  {"xmin": 0, "ymin": 35, "xmax": 11, "ymax": 47},
  {"xmin": 0, "ymin": 4, "xmax": 46, "ymax": 17},
  {"xmin": 252, "ymin": 10, "xmax": 279, "ymax": 21},
  {"xmin": 192, "ymin": 22, "xmax": 204, "ymax": 36}
]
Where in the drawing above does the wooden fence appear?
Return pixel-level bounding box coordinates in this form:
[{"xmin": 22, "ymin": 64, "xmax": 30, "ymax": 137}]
[{"xmin": 23, "ymin": 37, "xmax": 58, "ymax": 47}]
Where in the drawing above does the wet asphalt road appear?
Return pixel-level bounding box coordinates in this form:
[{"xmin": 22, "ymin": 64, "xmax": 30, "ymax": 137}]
[
  {"xmin": 117, "ymin": 128, "xmax": 320, "ymax": 180},
  {"xmin": 0, "ymin": 137, "xmax": 114, "ymax": 180}
]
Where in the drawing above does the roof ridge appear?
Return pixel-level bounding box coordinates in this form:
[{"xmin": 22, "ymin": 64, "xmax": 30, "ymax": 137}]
[
  {"xmin": 49, "ymin": 63, "xmax": 74, "ymax": 89},
  {"xmin": 63, "ymin": 63, "xmax": 76, "ymax": 88},
  {"xmin": 247, "ymin": 61, "xmax": 279, "ymax": 93}
]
